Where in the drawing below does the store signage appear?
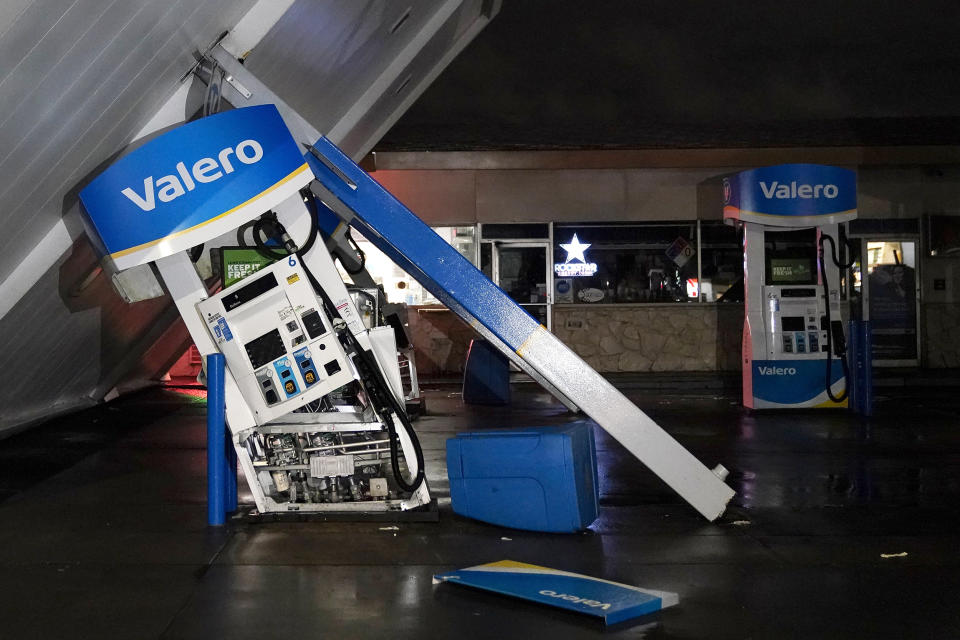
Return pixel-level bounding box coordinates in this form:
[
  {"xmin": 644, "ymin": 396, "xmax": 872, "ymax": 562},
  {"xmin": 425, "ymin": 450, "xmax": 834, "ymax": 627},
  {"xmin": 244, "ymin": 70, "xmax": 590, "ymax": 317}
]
[
  {"xmin": 751, "ymin": 359, "xmax": 845, "ymax": 406},
  {"xmin": 758, "ymin": 181, "xmax": 838, "ymax": 200},
  {"xmin": 578, "ymin": 288, "xmax": 605, "ymax": 303},
  {"xmin": 722, "ymin": 164, "xmax": 856, "ymax": 228},
  {"xmin": 555, "ymin": 234, "xmax": 598, "ymax": 277},
  {"xmin": 79, "ymin": 104, "xmax": 312, "ymax": 271},
  {"xmin": 665, "ymin": 236, "xmax": 694, "ymax": 267}
]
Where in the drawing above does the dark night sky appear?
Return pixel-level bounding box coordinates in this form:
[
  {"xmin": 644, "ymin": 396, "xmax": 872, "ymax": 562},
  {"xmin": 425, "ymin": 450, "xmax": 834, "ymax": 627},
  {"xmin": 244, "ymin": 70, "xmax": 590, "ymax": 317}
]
[{"xmin": 378, "ymin": 0, "xmax": 960, "ymax": 150}]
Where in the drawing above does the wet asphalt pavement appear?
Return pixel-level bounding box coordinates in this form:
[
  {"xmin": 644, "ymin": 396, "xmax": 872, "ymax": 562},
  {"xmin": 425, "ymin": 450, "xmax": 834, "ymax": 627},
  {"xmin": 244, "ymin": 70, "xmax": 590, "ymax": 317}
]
[{"xmin": 0, "ymin": 381, "xmax": 957, "ymax": 639}]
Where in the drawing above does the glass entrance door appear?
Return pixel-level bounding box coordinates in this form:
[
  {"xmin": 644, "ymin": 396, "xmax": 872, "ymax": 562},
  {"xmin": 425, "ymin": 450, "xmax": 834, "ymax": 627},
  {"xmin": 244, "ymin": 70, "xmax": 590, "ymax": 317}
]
[
  {"xmin": 492, "ymin": 242, "xmax": 551, "ymax": 330},
  {"xmin": 858, "ymin": 238, "xmax": 921, "ymax": 365}
]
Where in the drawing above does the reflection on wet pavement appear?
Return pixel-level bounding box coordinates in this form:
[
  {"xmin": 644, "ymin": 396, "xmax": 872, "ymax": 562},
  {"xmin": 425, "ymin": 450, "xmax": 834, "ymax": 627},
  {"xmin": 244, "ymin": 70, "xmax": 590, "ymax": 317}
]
[{"xmin": 0, "ymin": 383, "xmax": 957, "ymax": 638}]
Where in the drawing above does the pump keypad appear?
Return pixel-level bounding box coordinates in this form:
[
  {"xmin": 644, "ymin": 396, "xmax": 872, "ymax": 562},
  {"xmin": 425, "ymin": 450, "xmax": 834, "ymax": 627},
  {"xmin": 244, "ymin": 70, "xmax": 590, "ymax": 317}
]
[{"xmin": 795, "ymin": 332, "xmax": 806, "ymax": 353}]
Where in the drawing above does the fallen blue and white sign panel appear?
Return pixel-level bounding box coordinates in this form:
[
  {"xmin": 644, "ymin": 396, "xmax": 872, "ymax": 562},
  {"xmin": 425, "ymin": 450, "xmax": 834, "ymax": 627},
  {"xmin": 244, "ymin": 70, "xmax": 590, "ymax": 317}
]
[{"xmin": 433, "ymin": 560, "xmax": 678, "ymax": 625}]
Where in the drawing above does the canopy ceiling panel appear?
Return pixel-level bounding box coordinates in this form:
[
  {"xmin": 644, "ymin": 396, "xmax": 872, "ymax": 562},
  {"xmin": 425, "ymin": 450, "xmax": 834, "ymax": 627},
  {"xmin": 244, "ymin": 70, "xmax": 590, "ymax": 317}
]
[{"xmin": 0, "ymin": 0, "xmax": 498, "ymax": 435}]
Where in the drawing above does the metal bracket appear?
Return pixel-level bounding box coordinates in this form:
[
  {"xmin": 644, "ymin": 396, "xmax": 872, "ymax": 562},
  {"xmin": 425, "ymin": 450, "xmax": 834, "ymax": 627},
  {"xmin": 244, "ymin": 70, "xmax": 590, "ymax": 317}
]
[
  {"xmin": 224, "ymin": 73, "xmax": 252, "ymax": 99},
  {"xmin": 178, "ymin": 30, "xmax": 231, "ymax": 84}
]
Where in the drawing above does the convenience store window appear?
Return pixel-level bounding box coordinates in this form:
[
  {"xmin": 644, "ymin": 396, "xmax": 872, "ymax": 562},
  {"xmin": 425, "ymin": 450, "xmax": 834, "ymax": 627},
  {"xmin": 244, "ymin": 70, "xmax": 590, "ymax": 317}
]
[
  {"xmin": 338, "ymin": 226, "xmax": 476, "ymax": 304},
  {"xmin": 699, "ymin": 222, "xmax": 743, "ymax": 302},
  {"xmin": 552, "ymin": 222, "xmax": 743, "ymax": 304},
  {"xmin": 553, "ymin": 223, "xmax": 697, "ymax": 303}
]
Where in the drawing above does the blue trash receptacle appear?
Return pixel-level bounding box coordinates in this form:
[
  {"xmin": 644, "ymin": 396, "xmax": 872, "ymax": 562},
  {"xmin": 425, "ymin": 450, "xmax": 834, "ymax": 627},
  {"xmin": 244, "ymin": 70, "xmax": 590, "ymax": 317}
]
[{"xmin": 447, "ymin": 421, "xmax": 599, "ymax": 532}]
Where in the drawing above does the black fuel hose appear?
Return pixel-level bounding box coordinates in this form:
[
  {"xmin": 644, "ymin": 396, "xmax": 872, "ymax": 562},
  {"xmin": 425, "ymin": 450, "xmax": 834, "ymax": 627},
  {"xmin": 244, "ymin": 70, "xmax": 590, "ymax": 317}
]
[
  {"xmin": 297, "ymin": 244, "xmax": 425, "ymax": 494},
  {"xmin": 251, "ymin": 213, "xmax": 290, "ymax": 260},
  {"xmin": 341, "ymin": 228, "xmax": 367, "ymax": 275},
  {"xmin": 241, "ymin": 192, "xmax": 321, "ymax": 260},
  {"xmin": 236, "ymin": 220, "xmax": 256, "ymax": 247},
  {"xmin": 297, "ymin": 191, "xmax": 321, "ymax": 256},
  {"xmin": 818, "ymin": 233, "xmax": 853, "ymax": 403}
]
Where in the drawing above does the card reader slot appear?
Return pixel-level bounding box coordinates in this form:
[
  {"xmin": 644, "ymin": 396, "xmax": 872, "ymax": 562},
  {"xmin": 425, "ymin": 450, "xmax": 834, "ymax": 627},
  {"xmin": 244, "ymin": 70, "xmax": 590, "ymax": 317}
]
[
  {"xmin": 223, "ymin": 272, "xmax": 278, "ymax": 312},
  {"xmin": 780, "ymin": 288, "xmax": 817, "ymax": 298},
  {"xmin": 301, "ymin": 310, "xmax": 327, "ymax": 339}
]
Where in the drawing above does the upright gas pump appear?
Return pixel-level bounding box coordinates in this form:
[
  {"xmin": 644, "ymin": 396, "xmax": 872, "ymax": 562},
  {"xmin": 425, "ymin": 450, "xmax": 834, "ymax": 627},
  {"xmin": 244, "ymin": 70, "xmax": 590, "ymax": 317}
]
[{"xmin": 723, "ymin": 164, "xmax": 857, "ymax": 409}]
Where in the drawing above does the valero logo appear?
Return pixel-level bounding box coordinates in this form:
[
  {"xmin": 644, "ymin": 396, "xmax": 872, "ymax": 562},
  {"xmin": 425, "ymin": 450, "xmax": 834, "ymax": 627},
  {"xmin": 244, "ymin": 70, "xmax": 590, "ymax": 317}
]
[
  {"xmin": 79, "ymin": 105, "xmax": 312, "ymax": 271},
  {"xmin": 722, "ymin": 164, "xmax": 856, "ymax": 225},
  {"xmin": 121, "ymin": 139, "xmax": 265, "ymax": 211},
  {"xmin": 758, "ymin": 366, "xmax": 798, "ymax": 376}
]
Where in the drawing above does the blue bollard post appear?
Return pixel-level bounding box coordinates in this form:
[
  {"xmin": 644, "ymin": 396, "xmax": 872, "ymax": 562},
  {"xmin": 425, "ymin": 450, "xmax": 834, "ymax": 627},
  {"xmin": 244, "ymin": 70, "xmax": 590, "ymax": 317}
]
[
  {"xmin": 225, "ymin": 432, "xmax": 238, "ymax": 514},
  {"xmin": 206, "ymin": 353, "xmax": 226, "ymax": 526},
  {"xmin": 847, "ymin": 320, "xmax": 859, "ymax": 413},
  {"xmin": 862, "ymin": 322, "xmax": 874, "ymax": 417}
]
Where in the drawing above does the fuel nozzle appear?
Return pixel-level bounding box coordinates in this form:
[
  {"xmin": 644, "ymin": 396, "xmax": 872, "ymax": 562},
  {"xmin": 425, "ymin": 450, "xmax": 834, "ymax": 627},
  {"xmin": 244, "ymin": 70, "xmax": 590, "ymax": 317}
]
[{"xmin": 259, "ymin": 211, "xmax": 299, "ymax": 254}]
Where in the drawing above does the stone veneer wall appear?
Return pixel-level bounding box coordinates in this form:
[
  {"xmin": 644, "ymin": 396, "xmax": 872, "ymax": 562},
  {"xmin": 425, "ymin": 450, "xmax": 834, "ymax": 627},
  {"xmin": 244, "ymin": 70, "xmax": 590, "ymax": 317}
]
[
  {"xmin": 407, "ymin": 307, "xmax": 478, "ymax": 376},
  {"xmin": 552, "ymin": 304, "xmax": 744, "ymax": 372},
  {"xmin": 407, "ymin": 303, "xmax": 745, "ymax": 376}
]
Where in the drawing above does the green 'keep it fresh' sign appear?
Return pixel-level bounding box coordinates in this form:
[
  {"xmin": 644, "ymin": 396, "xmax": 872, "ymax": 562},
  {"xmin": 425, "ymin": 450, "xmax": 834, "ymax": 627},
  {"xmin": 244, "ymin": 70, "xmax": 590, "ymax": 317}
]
[{"xmin": 221, "ymin": 247, "xmax": 276, "ymax": 288}]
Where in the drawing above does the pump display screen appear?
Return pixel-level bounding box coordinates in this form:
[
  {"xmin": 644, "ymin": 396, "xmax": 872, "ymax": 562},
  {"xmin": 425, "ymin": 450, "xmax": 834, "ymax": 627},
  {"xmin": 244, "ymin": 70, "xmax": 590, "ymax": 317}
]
[
  {"xmin": 245, "ymin": 328, "xmax": 286, "ymax": 370},
  {"xmin": 769, "ymin": 258, "xmax": 814, "ymax": 284},
  {"xmin": 764, "ymin": 228, "xmax": 817, "ymax": 285},
  {"xmin": 781, "ymin": 316, "xmax": 805, "ymax": 332},
  {"xmin": 221, "ymin": 247, "xmax": 276, "ymax": 288}
]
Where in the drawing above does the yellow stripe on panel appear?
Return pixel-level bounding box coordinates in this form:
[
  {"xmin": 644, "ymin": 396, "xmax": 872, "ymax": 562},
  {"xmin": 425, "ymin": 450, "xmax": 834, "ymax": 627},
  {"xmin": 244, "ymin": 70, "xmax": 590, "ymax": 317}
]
[{"xmin": 110, "ymin": 163, "xmax": 311, "ymax": 259}]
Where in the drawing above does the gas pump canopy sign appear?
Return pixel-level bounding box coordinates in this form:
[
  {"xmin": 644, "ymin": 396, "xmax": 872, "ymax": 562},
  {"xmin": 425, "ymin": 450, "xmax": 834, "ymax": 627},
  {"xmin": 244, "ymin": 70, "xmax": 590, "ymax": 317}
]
[
  {"xmin": 722, "ymin": 163, "xmax": 857, "ymax": 228},
  {"xmin": 79, "ymin": 104, "xmax": 313, "ymax": 272}
]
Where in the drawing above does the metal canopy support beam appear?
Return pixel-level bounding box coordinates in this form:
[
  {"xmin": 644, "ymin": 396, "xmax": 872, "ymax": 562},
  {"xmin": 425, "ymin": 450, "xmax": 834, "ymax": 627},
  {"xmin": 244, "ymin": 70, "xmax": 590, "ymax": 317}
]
[
  {"xmin": 304, "ymin": 137, "xmax": 736, "ymax": 521},
  {"xmin": 213, "ymin": 45, "xmax": 580, "ymax": 412},
  {"xmin": 210, "ymin": 39, "xmax": 732, "ymax": 519},
  {"xmin": 212, "ymin": 46, "xmax": 320, "ymax": 153},
  {"xmin": 309, "ymin": 179, "xmax": 579, "ymax": 413}
]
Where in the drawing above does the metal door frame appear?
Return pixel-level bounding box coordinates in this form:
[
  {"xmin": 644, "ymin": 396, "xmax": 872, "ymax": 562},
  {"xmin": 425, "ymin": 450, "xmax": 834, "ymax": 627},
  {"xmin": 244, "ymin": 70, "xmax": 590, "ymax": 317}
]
[
  {"xmin": 491, "ymin": 240, "xmax": 553, "ymax": 331},
  {"xmin": 855, "ymin": 236, "xmax": 922, "ymax": 367}
]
